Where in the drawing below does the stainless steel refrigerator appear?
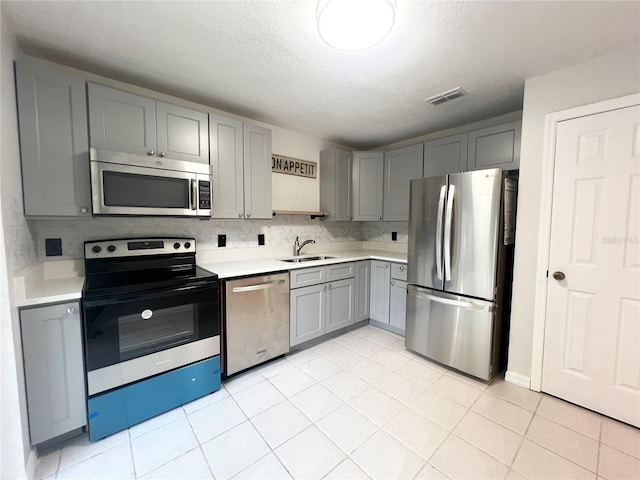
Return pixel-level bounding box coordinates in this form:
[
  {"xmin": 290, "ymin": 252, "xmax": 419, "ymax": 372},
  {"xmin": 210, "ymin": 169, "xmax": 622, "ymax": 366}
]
[{"xmin": 405, "ymin": 168, "xmax": 516, "ymax": 381}]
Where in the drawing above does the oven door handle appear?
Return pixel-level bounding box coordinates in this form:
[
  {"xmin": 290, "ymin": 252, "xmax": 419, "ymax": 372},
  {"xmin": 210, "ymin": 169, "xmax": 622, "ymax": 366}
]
[
  {"xmin": 82, "ymin": 281, "xmax": 219, "ymax": 308},
  {"xmin": 231, "ymin": 279, "xmax": 286, "ymax": 293}
]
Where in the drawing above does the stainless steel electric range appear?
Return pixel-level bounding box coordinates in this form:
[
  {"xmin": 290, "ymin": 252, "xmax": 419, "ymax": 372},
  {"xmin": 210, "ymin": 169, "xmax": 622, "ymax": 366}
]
[{"xmin": 81, "ymin": 237, "xmax": 221, "ymax": 441}]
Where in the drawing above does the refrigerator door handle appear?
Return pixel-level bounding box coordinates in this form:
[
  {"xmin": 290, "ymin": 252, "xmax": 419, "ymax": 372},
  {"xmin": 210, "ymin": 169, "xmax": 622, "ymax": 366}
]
[
  {"xmin": 408, "ymin": 285, "xmax": 491, "ymax": 311},
  {"xmin": 435, "ymin": 185, "xmax": 447, "ymax": 280},
  {"xmin": 443, "ymin": 184, "xmax": 455, "ymax": 281}
]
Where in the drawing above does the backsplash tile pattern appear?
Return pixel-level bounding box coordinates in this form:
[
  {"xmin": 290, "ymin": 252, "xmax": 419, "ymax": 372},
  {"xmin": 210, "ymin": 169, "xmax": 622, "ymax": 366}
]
[
  {"xmin": 362, "ymin": 222, "xmax": 409, "ymax": 244},
  {"xmin": 32, "ymin": 215, "xmax": 363, "ymax": 261}
]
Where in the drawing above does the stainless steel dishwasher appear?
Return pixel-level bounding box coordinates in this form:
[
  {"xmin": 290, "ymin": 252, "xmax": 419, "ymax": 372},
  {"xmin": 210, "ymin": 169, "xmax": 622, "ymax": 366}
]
[{"xmin": 224, "ymin": 272, "xmax": 290, "ymax": 376}]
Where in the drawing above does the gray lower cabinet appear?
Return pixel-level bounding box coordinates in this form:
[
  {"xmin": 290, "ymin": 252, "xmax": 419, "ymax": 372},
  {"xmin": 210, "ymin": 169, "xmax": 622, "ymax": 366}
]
[
  {"xmin": 371, "ymin": 261, "xmax": 408, "ymax": 334},
  {"xmin": 320, "ymin": 147, "xmax": 352, "ymax": 221},
  {"xmin": 352, "ymin": 151, "xmax": 384, "ymax": 221},
  {"xmin": 383, "ymin": 143, "xmax": 424, "ymax": 221},
  {"xmin": 290, "ymin": 263, "xmax": 355, "ymax": 346},
  {"xmin": 15, "ymin": 57, "xmax": 91, "ymax": 217},
  {"xmin": 210, "ymin": 114, "xmax": 272, "ymax": 219},
  {"xmin": 20, "ymin": 302, "xmax": 86, "ymax": 445},
  {"xmin": 88, "ymin": 82, "xmax": 209, "ymax": 164},
  {"xmin": 467, "ymin": 120, "xmax": 521, "ymax": 170},
  {"xmin": 354, "ymin": 261, "xmax": 371, "ymax": 322},
  {"xmin": 424, "ymin": 133, "xmax": 468, "ymax": 177},
  {"xmin": 290, "ymin": 283, "xmax": 326, "ymax": 346},
  {"xmin": 369, "ymin": 260, "xmax": 391, "ymax": 323},
  {"xmin": 389, "ymin": 279, "xmax": 408, "ymax": 332}
]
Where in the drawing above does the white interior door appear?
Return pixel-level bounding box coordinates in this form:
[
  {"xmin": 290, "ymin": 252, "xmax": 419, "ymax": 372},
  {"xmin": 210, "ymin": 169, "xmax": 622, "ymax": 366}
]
[{"xmin": 542, "ymin": 104, "xmax": 640, "ymax": 426}]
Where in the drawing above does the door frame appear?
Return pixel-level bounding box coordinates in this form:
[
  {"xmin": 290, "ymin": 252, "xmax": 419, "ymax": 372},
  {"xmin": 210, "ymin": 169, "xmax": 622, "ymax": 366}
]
[{"xmin": 529, "ymin": 92, "xmax": 640, "ymax": 391}]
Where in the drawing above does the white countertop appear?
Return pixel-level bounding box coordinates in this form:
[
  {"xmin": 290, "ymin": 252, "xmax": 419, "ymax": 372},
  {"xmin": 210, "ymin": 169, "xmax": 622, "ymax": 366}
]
[
  {"xmin": 14, "ymin": 248, "xmax": 407, "ymax": 306},
  {"xmin": 14, "ymin": 261, "xmax": 85, "ymax": 308},
  {"xmin": 200, "ymin": 249, "xmax": 407, "ymax": 279}
]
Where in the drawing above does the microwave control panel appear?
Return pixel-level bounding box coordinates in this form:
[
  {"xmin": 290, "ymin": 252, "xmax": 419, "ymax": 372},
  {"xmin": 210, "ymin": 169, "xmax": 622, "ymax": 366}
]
[{"xmin": 199, "ymin": 181, "xmax": 211, "ymax": 210}]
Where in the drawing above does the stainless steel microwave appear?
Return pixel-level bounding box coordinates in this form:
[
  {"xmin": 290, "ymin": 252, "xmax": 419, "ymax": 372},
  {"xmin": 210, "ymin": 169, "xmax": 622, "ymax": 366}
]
[{"xmin": 89, "ymin": 148, "xmax": 212, "ymax": 217}]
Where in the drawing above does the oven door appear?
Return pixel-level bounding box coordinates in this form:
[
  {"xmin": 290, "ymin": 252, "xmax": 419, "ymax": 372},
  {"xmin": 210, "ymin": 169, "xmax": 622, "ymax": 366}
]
[
  {"xmin": 90, "ymin": 160, "xmax": 210, "ymax": 217},
  {"xmin": 82, "ymin": 281, "xmax": 220, "ymax": 395}
]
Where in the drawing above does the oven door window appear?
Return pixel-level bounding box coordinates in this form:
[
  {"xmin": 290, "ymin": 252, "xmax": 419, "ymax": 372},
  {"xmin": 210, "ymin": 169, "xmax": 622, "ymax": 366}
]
[
  {"xmin": 103, "ymin": 171, "xmax": 190, "ymax": 209},
  {"xmin": 83, "ymin": 283, "xmax": 219, "ymax": 371}
]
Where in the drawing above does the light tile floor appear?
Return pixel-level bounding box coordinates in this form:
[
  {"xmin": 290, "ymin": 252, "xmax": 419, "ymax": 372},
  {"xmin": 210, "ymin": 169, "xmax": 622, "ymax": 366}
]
[{"xmin": 35, "ymin": 325, "xmax": 640, "ymax": 480}]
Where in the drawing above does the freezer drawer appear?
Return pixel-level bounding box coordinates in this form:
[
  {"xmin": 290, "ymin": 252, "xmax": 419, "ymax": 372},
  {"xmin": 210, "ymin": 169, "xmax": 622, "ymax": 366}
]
[
  {"xmin": 405, "ymin": 285, "xmax": 495, "ymax": 380},
  {"xmin": 225, "ymin": 273, "xmax": 290, "ymax": 376}
]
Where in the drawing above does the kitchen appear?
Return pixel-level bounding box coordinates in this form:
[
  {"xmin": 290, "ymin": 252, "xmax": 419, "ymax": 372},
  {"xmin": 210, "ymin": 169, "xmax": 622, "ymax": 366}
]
[{"xmin": 1, "ymin": 2, "xmax": 639, "ymax": 480}]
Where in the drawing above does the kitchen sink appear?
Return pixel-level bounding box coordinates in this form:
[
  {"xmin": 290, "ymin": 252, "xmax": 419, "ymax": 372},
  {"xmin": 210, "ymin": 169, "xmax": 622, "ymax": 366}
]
[{"xmin": 279, "ymin": 255, "xmax": 335, "ymax": 263}]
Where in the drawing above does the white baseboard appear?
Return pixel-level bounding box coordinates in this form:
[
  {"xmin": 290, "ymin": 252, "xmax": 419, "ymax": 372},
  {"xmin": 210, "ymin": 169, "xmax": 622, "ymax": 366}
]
[
  {"xmin": 505, "ymin": 370, "xmax": 531, "ymax": 389},
  {"xmin": 26, "ymin": 448, "xmax": 37, "ymax": 480}
]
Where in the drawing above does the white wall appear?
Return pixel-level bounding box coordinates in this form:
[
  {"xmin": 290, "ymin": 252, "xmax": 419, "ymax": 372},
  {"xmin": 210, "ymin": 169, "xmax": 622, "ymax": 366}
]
[
  {"xmin": 270, "ymin": 125, "xmax": 331, "ymax": 212},
  {"xmin": 507, "ymin": 43, "xmax": 640, "ymax": 381},
  {"xmin": 1, "ymin": 7, "xmax": 38, "ymax": 480}
]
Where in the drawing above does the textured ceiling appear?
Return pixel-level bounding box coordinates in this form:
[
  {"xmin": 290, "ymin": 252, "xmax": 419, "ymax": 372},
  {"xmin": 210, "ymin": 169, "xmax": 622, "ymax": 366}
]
[{"xmin": 4, "ymin": 1, "xmax": 640, "ymax": 149}]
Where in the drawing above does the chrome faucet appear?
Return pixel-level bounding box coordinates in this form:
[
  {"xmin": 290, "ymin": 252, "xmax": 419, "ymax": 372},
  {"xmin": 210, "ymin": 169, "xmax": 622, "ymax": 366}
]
[{"xmin": 293, "ymin": 236, "xmax": 316, "ymax": 256}]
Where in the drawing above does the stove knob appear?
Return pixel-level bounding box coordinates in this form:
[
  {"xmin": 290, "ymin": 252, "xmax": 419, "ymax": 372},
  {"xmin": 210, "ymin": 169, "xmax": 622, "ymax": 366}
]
[
  {"xmin": 107, "ymin": 245, "xmax": 116, "ymax": 253},
  {"xmin": 184, "ymin": 242, "xmax": 191, "ymax": 249},
  {"xmin": 174, "ymin": 242, "xmax": 181, "ymax": 249},
  {"xmin": 92, "ymin": 245, "xmax": 102, "ymax": 253}
]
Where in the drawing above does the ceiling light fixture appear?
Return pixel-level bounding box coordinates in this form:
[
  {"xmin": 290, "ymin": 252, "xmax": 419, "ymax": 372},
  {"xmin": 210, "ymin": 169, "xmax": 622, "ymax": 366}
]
[{"xmin": 317, "ymin": 0, "xmax": 396, "ymax": 51}]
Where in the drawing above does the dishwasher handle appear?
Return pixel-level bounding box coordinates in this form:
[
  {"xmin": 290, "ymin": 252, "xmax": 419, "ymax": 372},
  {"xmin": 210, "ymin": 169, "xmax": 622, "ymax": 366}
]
[{"xmin": 231, "ymin": 279, "xmax": 286, "ymax": 293}]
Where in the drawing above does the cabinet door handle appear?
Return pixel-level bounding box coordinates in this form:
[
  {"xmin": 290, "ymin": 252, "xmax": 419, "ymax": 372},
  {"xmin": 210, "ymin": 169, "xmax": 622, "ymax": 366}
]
[
  {"xmin": 158, "ymin": 151, "xmax": 166, "ymax": 158},
  {"xmin": 391, "ymin": 281, "xmax": 394, "ymax": 286},
  {"xmin": 147, "ymin": 150, "xmax": 155, "ymax": 156},
  {"xmin": 385, "ymin": 264, "xmax": 389, "ymax": 268},
  {"xmin": 66, "ymin": 307, "xmax": 75, "ymax": 314},
  {"xmin": 81, "ymin": 207, "xmax": 88, "ymax": 214},
  {"xmin": 399, "ymin": 266, "xmax": 405, "ymax": 271},
  {"xmin": 246, "ymin": 213, "xmax": 252, "ymax": 218},
  {"xmin": 378, "ymin": 216, "xmax": 382, "ymax": 220},
  {"xmin": 238, "ymin": 213, "xmax": 244, "ymax": 218}
]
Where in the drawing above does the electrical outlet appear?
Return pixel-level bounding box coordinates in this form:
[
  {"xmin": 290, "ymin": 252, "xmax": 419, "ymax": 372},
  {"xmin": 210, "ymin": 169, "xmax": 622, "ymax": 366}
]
[
  {"xmin": 218, "ymin": 234, "xmax": 226, "ymax": 247},
  {"xmin": 258, "ymin": 234, "xmax": 265, "ymax": 246},
  {"xmin": 391, "ymin": 231, "xmax": 397, "ymax": 241},
  {"xmin": 45, "ymin": 238, "xmax": 62, "ymax": 256}
]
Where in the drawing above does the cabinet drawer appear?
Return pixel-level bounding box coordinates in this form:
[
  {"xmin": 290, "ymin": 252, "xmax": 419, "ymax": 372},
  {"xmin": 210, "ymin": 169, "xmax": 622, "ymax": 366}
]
[
  {"xmin": 327, "ymin": 262, "xmax": 355, "ymax": 281},
  {"xmin": 290, "ymin": 266, "xmax": 326, "ymax": 289},
  {"xmin": 391, "ymin": 263, "xmax": 408, "ymax": 281}
]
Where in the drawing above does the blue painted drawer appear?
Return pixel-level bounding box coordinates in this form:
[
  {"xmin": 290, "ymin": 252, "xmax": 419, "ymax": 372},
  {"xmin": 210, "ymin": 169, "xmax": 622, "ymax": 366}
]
[{"xmin": 88, "ymin": 356, "xmax": 220, "ymax": 441}]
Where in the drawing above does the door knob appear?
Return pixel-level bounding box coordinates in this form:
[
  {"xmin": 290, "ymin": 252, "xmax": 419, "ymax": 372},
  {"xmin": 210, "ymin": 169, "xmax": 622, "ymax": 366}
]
[{"xmin": 552, "ymin": 271, "xmax": 566, "ymax": 281}]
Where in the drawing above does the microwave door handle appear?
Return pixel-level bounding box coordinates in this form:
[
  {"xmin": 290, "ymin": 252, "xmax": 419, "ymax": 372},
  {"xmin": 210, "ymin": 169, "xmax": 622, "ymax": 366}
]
[
  {"xmin": 190, "ymin": 179, "xmax": 197, "ymax": 210},
  {"xmin": 435, "ymin": 185, "xmax": 446, "ymax": 281}
]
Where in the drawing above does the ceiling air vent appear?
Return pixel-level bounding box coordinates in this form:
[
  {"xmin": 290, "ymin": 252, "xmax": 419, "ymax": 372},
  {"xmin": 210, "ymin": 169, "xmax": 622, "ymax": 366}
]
[{"xmin": 425, "ymin": 87, "xmax": 466, "ymax": 106}]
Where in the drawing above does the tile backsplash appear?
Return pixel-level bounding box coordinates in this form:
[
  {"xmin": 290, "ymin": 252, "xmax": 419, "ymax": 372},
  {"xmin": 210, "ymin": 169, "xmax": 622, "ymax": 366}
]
[{"xmin": 32, "ymin": 216, "xmax": 409, "ymax": 262}]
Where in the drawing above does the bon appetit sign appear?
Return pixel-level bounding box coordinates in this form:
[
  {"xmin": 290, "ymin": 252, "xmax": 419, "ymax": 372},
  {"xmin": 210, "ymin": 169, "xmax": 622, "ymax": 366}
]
[{"xmin": 272, "ymin": 154, "xmax": 317, "ymax": 179}]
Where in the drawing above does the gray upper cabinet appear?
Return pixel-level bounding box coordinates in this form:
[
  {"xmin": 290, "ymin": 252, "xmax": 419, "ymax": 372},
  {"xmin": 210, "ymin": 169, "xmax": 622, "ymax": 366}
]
[
  {"xmin": 88, "ymin": 82, "xmax": 156, "ymax": 157},
  {"xmin": 210, "ymin": 115, "xmax": 272, "ymax": 219},
  {"xmin": 320, "ymin": 147, "xmax": 352, "ymax": 221},
  {"xmin": 15, "ymin": 57, "xmax": 91, "ymax": 217},
  {"xmin": 20, "ymin": 302, "xmax": 86, "ymax": 445},
  {"xmin": 424, "ymin": 133, "xmax": 468, "ymax": 177},
  {"xmin": 467, "ymin": 120, "xmax": 521, "ymax": 170},
  {"xmin": 88, "ymin": 83, "xmax": 209, "ymax": 164},
  {"xmin": 156, "ymin": 102, "xmax": 209, "ymax": 164},
  {"xmin": 210, "ymin": 114, "xmax": 244, "ymax": 218},
  {"xmin": 383, "ymin": 143, "xmax": 424, "ymax": 221},
  {"xmin": 352, "ymin": 151, "xmax": 384, "ymax": 221},
  {"xmin": 243, "ymin": 123, "xmax": 273, "ymax": 219}
]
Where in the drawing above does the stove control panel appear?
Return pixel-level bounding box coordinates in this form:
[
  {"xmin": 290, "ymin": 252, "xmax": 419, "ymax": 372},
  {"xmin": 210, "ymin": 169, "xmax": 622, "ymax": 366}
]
[{"xmin": 85, "ymin": 238, "xmax": 196, "ymax": 259}]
